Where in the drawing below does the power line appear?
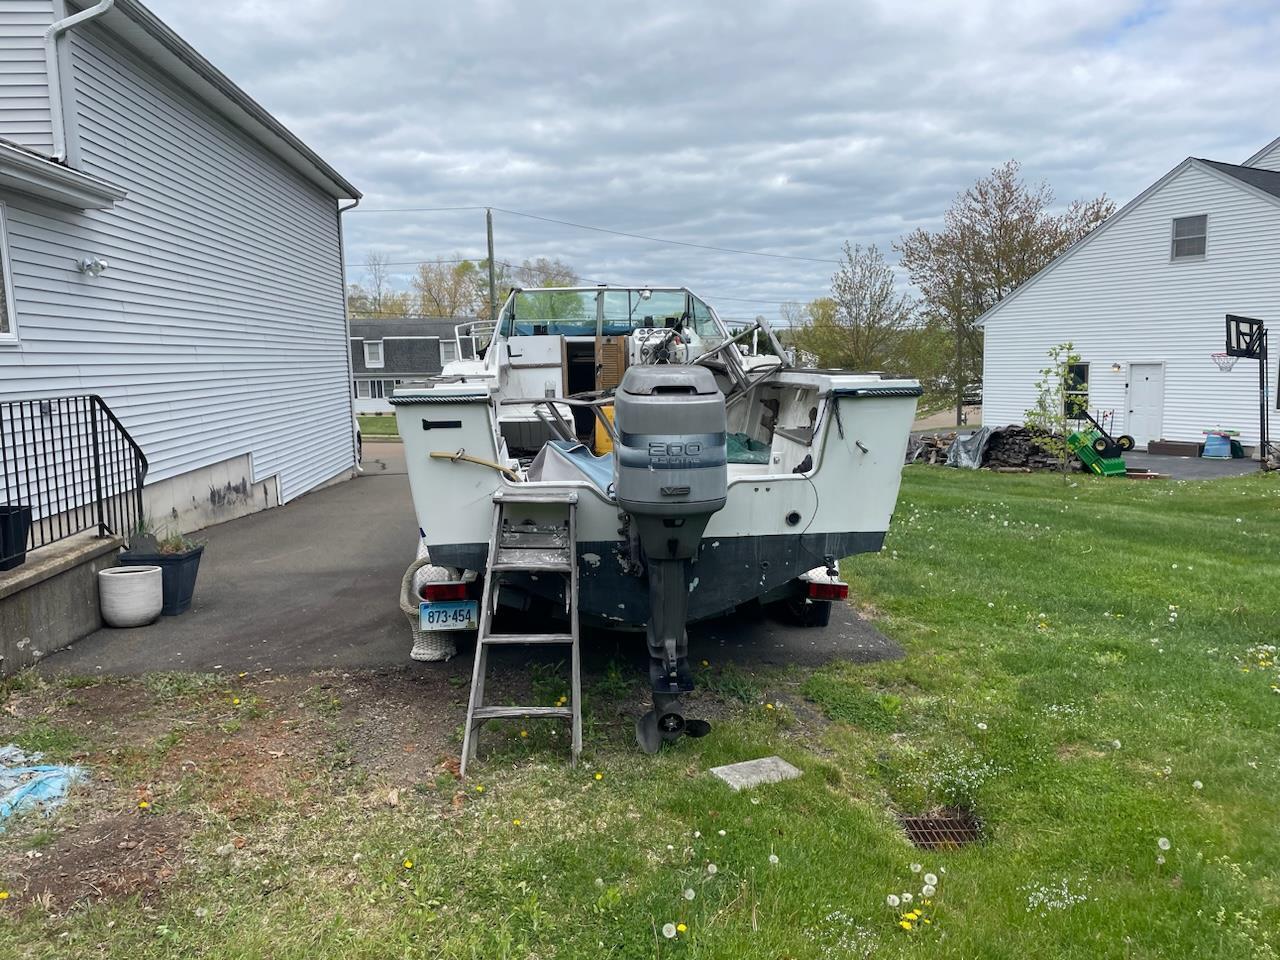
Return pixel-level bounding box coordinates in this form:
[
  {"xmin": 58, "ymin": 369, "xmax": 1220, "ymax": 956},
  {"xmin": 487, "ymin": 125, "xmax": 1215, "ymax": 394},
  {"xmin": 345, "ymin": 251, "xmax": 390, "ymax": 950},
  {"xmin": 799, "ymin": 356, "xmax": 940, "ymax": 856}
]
[{"xmin": 348, "ymin": 203, "xmax": 840, "ymax": 265}]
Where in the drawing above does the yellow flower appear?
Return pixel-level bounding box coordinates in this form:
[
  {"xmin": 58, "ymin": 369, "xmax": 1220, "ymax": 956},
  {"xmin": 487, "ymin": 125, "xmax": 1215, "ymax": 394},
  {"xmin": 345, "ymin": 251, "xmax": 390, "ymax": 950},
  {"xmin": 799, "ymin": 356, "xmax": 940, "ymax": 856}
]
[
  {"xmin": 232, "ymin": 698, "xmax": 241, "ymax": 706},
  {"xmin": 899, "ymin": 920, "xmax": 913, "ymax": 930},
  {"xmin": 701, "ymin": 660, "xmax": 709, "ymax": 667},
  {"xmin": 676, "ymin": 923, "xmax": 687, "ymax": 933},
  {"xmin": 0, "ymin": 891, "xmax": 9, "ymax": 900},
  {"xmin": 137, "ymin": 800, "xmax": 150, "ymax": 810},
  {"xmin": 519, "ymin": 730, "xmax": 529, "ymax": 738},
  {"xmin": 403, "ymin": 859, "xmax": 413, "ymax": 869},
  {"xmin": 923, "ymin": 918, "xmax": 932, "ymax": 925},
  {"xmin": 765, "ymin": 703, "xmax": 775, "ymax": 710},
  {"xmin": 474, "ymin": 785, "xmax": 485, "ymax": 793},
  {"xmin": 513, "ymin": 819, "xmax": 523, "ymax": 826},
  {"xmin": 237, "ymin": 672, "xmax": 247, "ymax": 678},
  {"xmin": 594, "ymin": 772, "xmax": 603, "ymax": 781}
]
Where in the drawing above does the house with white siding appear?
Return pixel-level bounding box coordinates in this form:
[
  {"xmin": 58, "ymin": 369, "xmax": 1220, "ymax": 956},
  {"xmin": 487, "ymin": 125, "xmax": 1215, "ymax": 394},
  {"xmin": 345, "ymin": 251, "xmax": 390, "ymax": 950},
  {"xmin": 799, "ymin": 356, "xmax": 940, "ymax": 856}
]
[
  {"xmin": 0, "ymin": 0, "xmax": 360, "ymax": 533},
  {"xmin": 980, "ymin": 138, "xmax": 1280, "ymax": 455},
  {"xmin": 350, "ymin": 317, "xmax": 470, "ymax": 415}
]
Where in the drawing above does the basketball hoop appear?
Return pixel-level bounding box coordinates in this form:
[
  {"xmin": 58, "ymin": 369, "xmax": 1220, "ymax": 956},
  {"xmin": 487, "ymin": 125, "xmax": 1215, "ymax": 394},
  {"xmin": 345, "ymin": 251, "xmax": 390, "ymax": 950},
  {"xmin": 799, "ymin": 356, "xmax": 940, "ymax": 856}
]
[{"xmin": 1211, "ymin": 352, "xmax": 1238, "ymax": 372}]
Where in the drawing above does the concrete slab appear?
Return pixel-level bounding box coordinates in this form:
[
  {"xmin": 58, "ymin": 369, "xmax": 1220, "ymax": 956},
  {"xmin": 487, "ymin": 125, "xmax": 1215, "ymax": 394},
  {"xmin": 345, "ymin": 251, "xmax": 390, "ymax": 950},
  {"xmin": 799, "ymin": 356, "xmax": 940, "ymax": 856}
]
[
  {"xmin": 709, "ymin": 756, "xmax": 803, "ymax": 791},
  {"xmin": 39, "ymin": 445, "xmax": 901, "ymax": 678},
  {"xmin": 1123, "ymin": 451, "xmax": 1259, "ymax": 480}
]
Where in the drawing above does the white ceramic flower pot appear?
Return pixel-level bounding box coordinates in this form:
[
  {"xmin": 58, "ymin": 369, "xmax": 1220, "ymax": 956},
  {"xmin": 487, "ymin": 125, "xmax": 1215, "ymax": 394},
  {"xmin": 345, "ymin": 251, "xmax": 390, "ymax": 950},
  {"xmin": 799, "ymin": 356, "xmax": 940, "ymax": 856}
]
[{"xmin": 99, "ymin": 565, "xmax": 164, "ymax": 628}]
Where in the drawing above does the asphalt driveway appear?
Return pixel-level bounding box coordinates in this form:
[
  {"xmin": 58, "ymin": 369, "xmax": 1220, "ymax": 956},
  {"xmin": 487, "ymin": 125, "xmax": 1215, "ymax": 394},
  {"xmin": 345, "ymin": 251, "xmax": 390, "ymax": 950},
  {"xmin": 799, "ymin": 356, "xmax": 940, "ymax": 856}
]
[{"xmin": 41, "ymin": 443, "xmax": 899, "ymax": 678}]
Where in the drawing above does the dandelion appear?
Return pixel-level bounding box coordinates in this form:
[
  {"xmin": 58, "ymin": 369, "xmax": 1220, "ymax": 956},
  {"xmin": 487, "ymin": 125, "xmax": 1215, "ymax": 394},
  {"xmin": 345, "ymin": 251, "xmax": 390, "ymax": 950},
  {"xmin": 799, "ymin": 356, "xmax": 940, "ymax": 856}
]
[
  {"xmin": 901, "ymin": 892, "xmax": 913, "ymax": 904},
  {"xmin": 474, "ymin": 784, "xmax": 485, "ymax": 793},
  {"xmin": 676, "ymin": 923, "xmax": 687, "ymax": 934},
  {"xmin": 988, "ymin": 602, "xmax": 995, "ymax": 608},
  {"xmin": 0, "ymin": 891, "xmax": 9, "ymax": 900},
  {"xmin": 910, "ymin": 863, "xmax": 922, "ymax": 873},
  {"xmin": 1157, "ymin": 837, "xmax": 1171, "ymax": 851},
  {"xmin": 194, "ymin": 906, "xmax": 208, "ymax": 919},
  {"xmin": 519, "ymin": 730, "xmax": 528, "ymax": 738},
  {"xmin": 977, "ymin": 721, "xmax": 988, "ymax": 731},
  {"xmin": 768, "ymin": 854, "xmax": 780, "ymax": 866},
  {"xmin": 137, "ymin": 800, "xmax": 150, "ymax": 810},
  {"xmin": 1156, "ymin": 855, "xmax": 1165, "ymax": 865},
  {"xmin": 924, "ymin": 873, "xmax": 937, "ymax": 886},
  {"xmin": 693, "ymin": 831, "xmax": 701, "ymax": 839},
  {"xmin": 1112, "ymin": 740, "xmax": 1122, "ymax": 749},
  {"xmin": 706, "ymin": 863, "xmax": 718, "ymax": 875},
  {"xmin": 662, "ymin": 923, "xmax": 677, "ymax": 939},
  {"xmin": 513, "ymin": 819, "xmax": 523, "ymax": 827},
  {"xmin": 403, "ymin": 859, "xmax": 414, "ymax": 869},
  {"xmin": 886, "ymin": 894, "xmax": 900, "ymax": 908},
  {"xmin": 232, "ymin": 698, "xmax": 241, "ymax": 706},
  {"xmin": 765, "ymin": 703, "xmax": 775, "ymax": 711},
  {"xmin": 701, "ymin": 659, "xmax": 710, "ymax": 667},
  {"xmin": 718, "ymin": 829, "xmax": 726, "ymax": 837},
  {"xmin": 594, "ymin": 877, "xmax": 604, "ymax": 887},
  {"xmin": 922, "ymin": 884, "xmax": 936, "ymax": 897},
  {"xmin": 594, "ymin": 772, "xmax": 603, "ymax": 781},
  {"xmin": 899, "ymin": 920, "xmax": 913, "ymax": 930},
  {"xmin": 683, "ymin": 888, "xmax": 696, "ymax": 901},
  {"xmin": 1192, "ymin": 780, "xmax": 1203, "ymax": 790}
]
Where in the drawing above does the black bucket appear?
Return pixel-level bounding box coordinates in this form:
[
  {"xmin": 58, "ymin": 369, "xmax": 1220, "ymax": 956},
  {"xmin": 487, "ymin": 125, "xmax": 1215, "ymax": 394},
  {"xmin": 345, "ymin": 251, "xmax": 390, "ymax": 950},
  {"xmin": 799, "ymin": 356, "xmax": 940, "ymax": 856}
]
[
  {"xmin": 118, "ymin": 544, "xmax": 204, "ymax": 615},
  {"xmin": 0, "ymin": 505, "xmax": 32, "ymax": 571}
]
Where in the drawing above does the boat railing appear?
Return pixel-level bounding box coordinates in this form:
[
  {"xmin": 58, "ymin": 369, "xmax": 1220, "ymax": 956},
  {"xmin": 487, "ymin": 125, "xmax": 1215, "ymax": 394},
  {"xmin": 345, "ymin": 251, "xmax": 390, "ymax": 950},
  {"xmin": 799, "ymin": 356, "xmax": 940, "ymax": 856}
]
[{"xmin": 454, "ymin": 318, "xmax": 497, "ymax": 360}]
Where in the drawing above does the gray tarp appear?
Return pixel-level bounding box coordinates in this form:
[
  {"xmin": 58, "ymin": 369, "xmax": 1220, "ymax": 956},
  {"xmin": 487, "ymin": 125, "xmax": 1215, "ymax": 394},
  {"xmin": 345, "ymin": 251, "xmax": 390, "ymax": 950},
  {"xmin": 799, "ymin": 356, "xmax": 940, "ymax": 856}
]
[{"xmin": 945, "ymin": 426, "xmax": 994, "ymax": 469}]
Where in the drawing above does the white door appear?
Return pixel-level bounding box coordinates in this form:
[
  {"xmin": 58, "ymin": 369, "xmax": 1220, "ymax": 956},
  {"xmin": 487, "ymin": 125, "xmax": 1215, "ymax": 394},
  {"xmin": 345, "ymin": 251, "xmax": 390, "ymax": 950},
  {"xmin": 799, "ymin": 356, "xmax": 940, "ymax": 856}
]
[{"xmin": 1127, "ymin": 363, "xmax": 1165, "ymax": 448}]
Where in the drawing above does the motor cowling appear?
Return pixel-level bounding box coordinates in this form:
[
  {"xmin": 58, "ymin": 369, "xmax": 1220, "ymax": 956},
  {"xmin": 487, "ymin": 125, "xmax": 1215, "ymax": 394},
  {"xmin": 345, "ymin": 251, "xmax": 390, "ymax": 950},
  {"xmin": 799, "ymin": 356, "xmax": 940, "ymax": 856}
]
[{"xmin": 612, "ymin": 366, "xmax": 727, "ymax": 559}]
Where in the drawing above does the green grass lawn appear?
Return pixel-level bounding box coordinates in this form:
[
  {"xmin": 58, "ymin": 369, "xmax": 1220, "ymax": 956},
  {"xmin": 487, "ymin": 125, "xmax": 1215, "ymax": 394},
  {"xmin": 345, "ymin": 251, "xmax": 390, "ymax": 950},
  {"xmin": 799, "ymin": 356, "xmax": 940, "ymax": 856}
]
[
  {"xmin": 358, "ymin": 414, "xmax": 398, "ymax": 437},
  {"xmin": 3, "ymin": 467, "xmax": 1279, "ymax": 958}
]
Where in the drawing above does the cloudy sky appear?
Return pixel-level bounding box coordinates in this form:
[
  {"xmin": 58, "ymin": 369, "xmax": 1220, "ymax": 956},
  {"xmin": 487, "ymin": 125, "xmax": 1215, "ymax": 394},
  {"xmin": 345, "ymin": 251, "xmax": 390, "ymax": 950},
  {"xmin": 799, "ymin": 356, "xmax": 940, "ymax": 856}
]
[{"xmin": 150, "ymin": 0, "xmax": 1277, "ymax": 323}]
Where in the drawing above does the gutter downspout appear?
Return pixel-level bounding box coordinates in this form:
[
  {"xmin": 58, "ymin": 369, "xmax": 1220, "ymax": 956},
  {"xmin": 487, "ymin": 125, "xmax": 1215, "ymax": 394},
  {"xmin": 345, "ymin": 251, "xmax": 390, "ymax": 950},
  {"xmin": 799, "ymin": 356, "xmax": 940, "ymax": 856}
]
[
  {"xmin": 338, "ymin": 197, "xmax": 361, "ymax": 471},
  {"xmin": 45, "ymin": 0, "xmax": 115, "ymax": 163}
]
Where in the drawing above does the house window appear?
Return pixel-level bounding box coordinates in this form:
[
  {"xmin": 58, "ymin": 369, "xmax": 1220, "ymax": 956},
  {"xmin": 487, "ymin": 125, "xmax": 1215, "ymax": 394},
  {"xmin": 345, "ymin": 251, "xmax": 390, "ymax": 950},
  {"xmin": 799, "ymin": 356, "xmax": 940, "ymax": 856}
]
[
  {"xmin": 355, "ymin": 379, "xmax": 371, "ymax": 399},
  {"xmin": 364, "ymin": 340, "xmax": 384, "ymax": 367},
  {"xmin": 1064, "ymin": 362, "xmax": 1089, "ymax": 418},
  {"xmin": 369, "ymin": 379, "xmax": 386, "ymax": 399},
  {"xmin": 0, "ymin": 201, "xmax": 18, "ymax": 340},
  {"xmin": 1171, "ymin": 215, "xmax": 1207, "ymax": 259},
  {"xmin": 440, "ymin": 340, "xmax": 457, "ymax": 364}
]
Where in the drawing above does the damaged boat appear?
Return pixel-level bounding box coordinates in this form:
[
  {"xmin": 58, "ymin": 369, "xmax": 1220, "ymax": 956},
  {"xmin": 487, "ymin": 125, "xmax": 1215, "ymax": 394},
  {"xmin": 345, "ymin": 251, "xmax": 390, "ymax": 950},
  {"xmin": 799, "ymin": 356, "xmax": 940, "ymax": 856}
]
[{"xmin": 392, "ymin": 286, "xmax": 920, "ymax": 753}]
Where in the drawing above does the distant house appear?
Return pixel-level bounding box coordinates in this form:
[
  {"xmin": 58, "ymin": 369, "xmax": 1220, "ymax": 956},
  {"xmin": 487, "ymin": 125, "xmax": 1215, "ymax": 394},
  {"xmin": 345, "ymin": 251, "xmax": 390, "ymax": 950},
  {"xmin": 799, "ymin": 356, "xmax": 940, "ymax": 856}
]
[
  {"xmin": 0, "ymin": 0, "xmax": 360, "ymax": 531},
  {"xmin": 350, "ymin": 317, "xmax": 470, "ymax": 414},
  {"xmin": 979, "ymin": 139, "xmax": 1280, "ymax": 454}
]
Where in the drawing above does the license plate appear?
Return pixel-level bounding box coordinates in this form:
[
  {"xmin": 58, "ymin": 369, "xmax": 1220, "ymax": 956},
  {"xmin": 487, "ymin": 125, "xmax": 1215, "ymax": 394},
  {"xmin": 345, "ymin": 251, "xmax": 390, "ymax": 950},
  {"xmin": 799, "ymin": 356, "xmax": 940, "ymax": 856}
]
[{"xmin": 419, "ymin": 600, "xmax": 478, "ymax": 631}]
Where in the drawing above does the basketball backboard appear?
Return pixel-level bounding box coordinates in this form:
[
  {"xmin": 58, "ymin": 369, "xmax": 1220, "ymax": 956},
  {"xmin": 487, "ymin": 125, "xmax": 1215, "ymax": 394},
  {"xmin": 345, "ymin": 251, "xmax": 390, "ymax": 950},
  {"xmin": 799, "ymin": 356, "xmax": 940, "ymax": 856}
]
[{"xmin": 1226, "ymin": 314, "xmax": 1264, "ymax": 358}]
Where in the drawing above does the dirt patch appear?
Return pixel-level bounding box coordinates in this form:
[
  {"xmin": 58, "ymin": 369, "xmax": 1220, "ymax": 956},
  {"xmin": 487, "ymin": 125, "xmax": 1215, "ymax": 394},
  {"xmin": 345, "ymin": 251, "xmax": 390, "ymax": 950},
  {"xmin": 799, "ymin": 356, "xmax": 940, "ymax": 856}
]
[{"xmin": 1, "ymin": 812, "xmax": 187, "ymax": 912}]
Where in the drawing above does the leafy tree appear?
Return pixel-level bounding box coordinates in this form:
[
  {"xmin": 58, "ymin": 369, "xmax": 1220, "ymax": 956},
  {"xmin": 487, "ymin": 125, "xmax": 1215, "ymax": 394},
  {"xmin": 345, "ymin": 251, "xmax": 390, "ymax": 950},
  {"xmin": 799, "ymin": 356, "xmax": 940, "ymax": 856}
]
[
  {"xmin": 896, "ymin": 160, "xmax": 1115, "ymax": 424},
  {"xmin": 413, "ymin": 256, "xmax": 483, "ymax": 317},
  {"xmin": 792, "ymin": 243, "xmax": 913, "ymax": 371},
  {"xmin": 1024, "ymin": 342, "xmax": 1082, "ymax": 478}
]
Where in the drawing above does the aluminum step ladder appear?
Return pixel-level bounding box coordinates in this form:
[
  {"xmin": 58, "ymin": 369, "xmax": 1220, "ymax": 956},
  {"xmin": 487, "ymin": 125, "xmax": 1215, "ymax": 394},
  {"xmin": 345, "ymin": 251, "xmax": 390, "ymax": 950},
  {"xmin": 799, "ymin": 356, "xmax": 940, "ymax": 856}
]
[{"xmin": 460, "ymin": 489, "xmax": 581, "ymax": 778}]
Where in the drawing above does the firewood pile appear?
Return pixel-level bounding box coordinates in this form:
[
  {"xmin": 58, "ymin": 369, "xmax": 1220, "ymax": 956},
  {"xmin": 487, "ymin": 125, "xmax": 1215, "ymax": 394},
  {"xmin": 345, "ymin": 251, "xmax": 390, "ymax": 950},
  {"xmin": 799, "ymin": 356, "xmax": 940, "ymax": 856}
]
[
  {"xmin": 906, "ymin": 432, "xmax": 957, "ymax": 465},
  {"xmin": 982, "ymin": 426, "xmax": 1062, "ymax": 471}
]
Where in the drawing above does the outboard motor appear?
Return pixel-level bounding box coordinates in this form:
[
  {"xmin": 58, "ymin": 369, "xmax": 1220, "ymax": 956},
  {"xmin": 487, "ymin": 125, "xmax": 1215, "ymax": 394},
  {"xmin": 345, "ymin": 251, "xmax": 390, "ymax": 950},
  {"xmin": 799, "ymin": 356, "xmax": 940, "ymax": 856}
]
[{"xmin": 613, "ymin": 366, "xmax": 728, "ymax": 752}]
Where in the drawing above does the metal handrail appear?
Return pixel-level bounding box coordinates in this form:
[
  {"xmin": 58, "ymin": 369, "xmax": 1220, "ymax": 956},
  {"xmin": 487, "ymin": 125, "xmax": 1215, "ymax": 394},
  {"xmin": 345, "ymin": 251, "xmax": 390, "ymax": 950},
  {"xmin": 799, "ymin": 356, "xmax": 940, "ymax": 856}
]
[{"xmin": 0, "ymin": 395, "xmax": 147, "ymax": 563}]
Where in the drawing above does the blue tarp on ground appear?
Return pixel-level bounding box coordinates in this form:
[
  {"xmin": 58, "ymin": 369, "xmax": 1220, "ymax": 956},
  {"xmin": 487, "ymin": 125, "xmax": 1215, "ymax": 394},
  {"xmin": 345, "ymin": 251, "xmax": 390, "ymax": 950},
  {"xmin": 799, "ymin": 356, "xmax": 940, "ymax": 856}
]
[{"xmin": 0, "ymin": 745, "xmax": 84, "ymax": 829}]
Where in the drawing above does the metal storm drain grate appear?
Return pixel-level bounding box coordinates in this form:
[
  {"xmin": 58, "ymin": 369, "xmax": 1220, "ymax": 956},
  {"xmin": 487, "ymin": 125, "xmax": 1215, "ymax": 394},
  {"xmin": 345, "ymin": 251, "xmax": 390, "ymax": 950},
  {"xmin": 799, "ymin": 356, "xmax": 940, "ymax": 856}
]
[{"xmin": 898, "ymin": 809, "xmax": 983, "ymax": 850}]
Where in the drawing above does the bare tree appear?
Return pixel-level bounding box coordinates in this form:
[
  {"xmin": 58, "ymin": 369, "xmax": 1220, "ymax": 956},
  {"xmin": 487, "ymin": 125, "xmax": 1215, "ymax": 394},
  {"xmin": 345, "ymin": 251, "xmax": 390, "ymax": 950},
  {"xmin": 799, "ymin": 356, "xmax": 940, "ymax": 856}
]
[
  {"xmin": 793, "ymin": 244, "xmax": 913, "ymax": 371},
  {"xmin": 897, "ymin": 160, "xmax": 1115, "ymax": 424}
]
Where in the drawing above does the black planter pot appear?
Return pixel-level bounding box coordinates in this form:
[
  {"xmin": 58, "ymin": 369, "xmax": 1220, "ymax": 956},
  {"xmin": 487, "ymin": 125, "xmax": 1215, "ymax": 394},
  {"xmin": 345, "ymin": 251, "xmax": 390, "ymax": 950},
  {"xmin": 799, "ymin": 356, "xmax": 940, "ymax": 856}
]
[
  {"xmin": 118, "ymin": 544, "xmax": 204, "ymax": 615},
  {"xmin": 0, "ymin": 505, "xmax": 32, "ymax": 572}
]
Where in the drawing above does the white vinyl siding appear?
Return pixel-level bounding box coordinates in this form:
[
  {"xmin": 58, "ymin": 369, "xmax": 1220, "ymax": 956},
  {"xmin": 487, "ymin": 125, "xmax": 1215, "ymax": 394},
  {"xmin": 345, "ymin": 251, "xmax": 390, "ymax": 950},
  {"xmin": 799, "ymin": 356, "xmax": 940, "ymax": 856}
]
[
  {"xmin": 982, "ymin": 162, "xmax": 1280, "ymax": 450},
  {"xmin": 1247, "ymin": 139, "xmax": 1280, "ymax": 173},
  {"xmin": 0, "ymin": 24, "xmax": 351, "ymax": 501},
  {"xmin": 0, "ymin": 1, "xmax": 55, "ymax": 154}
]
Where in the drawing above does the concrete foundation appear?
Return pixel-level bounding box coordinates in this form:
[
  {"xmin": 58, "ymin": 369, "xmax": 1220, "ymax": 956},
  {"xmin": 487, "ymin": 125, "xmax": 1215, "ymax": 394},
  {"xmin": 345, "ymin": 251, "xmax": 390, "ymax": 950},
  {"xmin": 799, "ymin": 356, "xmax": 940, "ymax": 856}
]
[
  {"xmin": 142, "ymin": 452, "xmax": 281, "ymax": 536},
  {"xmin": 0, "ymin": 533, "xmax": 123, "ymax": 676}
]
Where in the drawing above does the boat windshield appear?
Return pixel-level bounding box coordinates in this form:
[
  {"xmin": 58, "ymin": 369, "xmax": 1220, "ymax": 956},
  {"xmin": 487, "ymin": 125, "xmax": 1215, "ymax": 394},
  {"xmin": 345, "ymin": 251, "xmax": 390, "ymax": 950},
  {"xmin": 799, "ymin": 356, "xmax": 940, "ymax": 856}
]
[
  {"xmin": 602, "ymin": 290, "xmax": 686, "ymax": 334},
  {"xmin": 502, "ymin": 290, "xmax": 596, "ymax": 336}
]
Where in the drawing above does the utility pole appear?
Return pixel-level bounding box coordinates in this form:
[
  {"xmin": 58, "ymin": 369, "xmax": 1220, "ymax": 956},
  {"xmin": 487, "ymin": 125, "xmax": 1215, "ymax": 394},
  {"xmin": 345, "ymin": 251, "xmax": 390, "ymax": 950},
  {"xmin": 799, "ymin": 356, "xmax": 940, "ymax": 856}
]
[{"xmin": 486, "ymin": 208, "xmax": 497, "ymax": 325}]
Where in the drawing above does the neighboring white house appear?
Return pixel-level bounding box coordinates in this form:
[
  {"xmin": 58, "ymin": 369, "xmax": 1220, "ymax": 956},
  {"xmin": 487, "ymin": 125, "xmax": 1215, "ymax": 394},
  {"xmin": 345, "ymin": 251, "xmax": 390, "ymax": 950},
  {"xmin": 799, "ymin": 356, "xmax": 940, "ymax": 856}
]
[
  {"xmin": 980, "ymin": 138, "xmax": 1280, "ymax": 454},
  {"xmin": 350, "ymin": 317, "xmax": 470, "ymax": 415},
  {"xmin": 0, "ymin": 0, "xmax": 360, "ymax": 532}
]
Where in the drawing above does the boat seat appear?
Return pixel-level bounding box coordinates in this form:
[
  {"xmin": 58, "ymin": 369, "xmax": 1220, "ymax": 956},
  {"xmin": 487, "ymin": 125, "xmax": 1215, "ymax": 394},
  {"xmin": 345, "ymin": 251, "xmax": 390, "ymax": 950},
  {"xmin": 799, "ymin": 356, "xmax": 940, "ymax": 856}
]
[{"xmin": 527, "ymin": 440, "xmax": 615, "ymax": 497}]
